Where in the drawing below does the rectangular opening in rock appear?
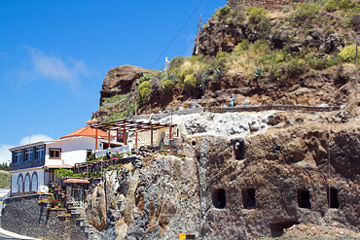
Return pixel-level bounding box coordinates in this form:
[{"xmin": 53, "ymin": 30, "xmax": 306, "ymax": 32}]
[
  {"xmin": 242, "ymin": 188, "xmax": 255, "ymax": 209},
  {"xmin": 327, "ymin": 187, "xmax": 339, "ymax": 208},
  {"xmin": 297, "ymin": 189, "xmax": 311, "ymax": 209},
  {"xmin": 270, "ymin": 220, "xmax": 299, "ymax": 238},
  {"xmin": 234, "ymin": 140, "xmax": 245, "ymax": 160}
]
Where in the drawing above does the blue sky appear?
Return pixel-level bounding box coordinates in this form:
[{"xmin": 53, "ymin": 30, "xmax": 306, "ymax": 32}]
[{"xmin": 0, "ymin": 0, "xmax": 227, "ymax": 163}]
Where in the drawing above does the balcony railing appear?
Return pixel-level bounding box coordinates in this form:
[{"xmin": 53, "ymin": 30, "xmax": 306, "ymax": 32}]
[
  {"xmin": 94, "ymin": 145, "xmax": 131, "ymax": 158},
  {"xmin": 12, "ymin": 158, "xmax": 45, "ymax": 170}
]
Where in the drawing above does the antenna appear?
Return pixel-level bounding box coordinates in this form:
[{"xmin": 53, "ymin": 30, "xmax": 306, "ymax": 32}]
[{"xmin": 28, "ymin": 128, "xmax": 33, "ymax": 144}]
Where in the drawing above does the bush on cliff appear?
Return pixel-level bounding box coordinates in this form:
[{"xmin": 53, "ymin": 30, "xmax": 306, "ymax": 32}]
[{"xmin": 138, "ymin": 81, "xmax": 152, "ymax": 103}]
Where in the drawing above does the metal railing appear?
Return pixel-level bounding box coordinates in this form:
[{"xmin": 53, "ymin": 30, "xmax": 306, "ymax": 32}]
[{"xmin": 94, "ymin": 145, "xmax": 130, "ymax": 158}]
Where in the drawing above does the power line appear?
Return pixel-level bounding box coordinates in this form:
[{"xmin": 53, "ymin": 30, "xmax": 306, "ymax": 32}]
[{"xmin": 151, "ymin": 0, "xmax": 204, "ymax": 70}]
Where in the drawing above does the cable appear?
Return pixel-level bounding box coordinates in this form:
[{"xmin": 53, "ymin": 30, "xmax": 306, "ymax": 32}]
[{"xmin": 151, "ymin": 0, "xmax": 204, "ymax": 70}]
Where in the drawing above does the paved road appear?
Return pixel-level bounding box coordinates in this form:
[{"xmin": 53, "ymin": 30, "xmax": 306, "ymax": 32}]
[{"xmin": 0, "ymin": 227, "xmax": 39, "ymax": 240}]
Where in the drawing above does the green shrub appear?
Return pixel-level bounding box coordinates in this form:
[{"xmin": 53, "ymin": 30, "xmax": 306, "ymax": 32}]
[
  {"xmin": 326, "ymin": 55, "xmax": 343, "ymax": 67},
  {"xmin": 163, "ymin": 79, "xmax": 175, "ymax": 92},
  {"xmin": 55, "ymin": 169, "xmax": 81, "ymax": 178},
  {"xmin": 235, "ymin": 39, "xmax": 250, "ymax": 52},
  {"xmin": 169, "ymin": 56, "xmax": 184, "ymax": 71},
  {"xmin": 138, "ymin": 81, "xmax": 152, "ymax": 102},
  {"xmin": 339, "ymin": 44, "xmax": 357, "ymax": 62},
  {"xmin": 247, "ymin": 7, "xmax": 268, "ymax": 24},
  {"xmin": 282, "ymin": 5, "xmax": 292, "ymax": 13},
  {"xmin": 179, "ymin": 66, "xmax": 194, "ymax": 82},
  {"xmin": 137, "ymin": 73, "xmax": 153, "ymax": 85},
  {"xmin": 213, "ymin": 6, "xmax": 232, "ymax": 20},
  {"xmin": 325, "ymin": 0, "xmax": 339, "ymax": 12},
  {"xmin": 339, "ymin": 0, "xmax": 355, "ymax": 10},
  {"xmin": 290, "ymin": 3, "xmax": 320, "ymax": 23},
  {"xmin": 184, "ymin": 74, "xmax": 197, "ymax": 88}
]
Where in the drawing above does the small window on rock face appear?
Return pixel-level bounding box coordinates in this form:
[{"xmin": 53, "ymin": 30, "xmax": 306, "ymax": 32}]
[
  {"xmin": 192, "ymin": 141, "xmax": 196, "ymax": 146},
  {"xmin": 212, "ymin": 189, "xmax": 226, "ymax": 209},
  {"xmin": 242, "ymin": 188, "xmax": 256, "ymax": 209},
  {"xmin": 234, "ymin": 140, "xmax": 245, "ymax": 160},
  {"xmin": 298, "ymin": 189, "xmax": 311, "ymax": 209},
  {"xmin": 327, "ymin": 187, "xmax": 339, "ymax": 209}
]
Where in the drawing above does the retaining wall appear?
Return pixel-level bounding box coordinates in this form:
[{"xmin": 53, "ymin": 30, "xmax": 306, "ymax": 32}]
[{"xmin": 1, "ymin": 194, "xmax": 86, "ymax": 240}]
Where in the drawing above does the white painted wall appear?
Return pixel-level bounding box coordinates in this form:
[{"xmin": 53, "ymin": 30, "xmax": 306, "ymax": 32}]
[
  {"xmin": 44, "ymin": 138, "xmax": 103, "ymax": 166},
  {"xmin": 10, "ymin": 168, "xmax": 44, "ymax": 194}
]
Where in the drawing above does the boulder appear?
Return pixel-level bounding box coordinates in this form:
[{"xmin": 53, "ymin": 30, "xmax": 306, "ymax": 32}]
[{"xmin": 99, "ymin": 65, "xmax": 150, "ymax": 106}]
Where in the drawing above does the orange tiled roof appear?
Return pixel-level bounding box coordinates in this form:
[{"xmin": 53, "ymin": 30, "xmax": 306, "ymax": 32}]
[
  {"xmin": 64, "ymin": 179, "xmax": 90, "ymax": 184},
  {"xmin": 60, "ymin": 125, "xmax": 112, "ymax": 139}
]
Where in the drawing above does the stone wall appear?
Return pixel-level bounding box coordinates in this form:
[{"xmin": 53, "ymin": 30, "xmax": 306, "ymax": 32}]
[
  {"xmin": 227, "ymin": 0, "xmax": 313, "ymax": 9},
  {"xmin": 1, "ymin": 194, "xmax": 86, "ymax": 240}
]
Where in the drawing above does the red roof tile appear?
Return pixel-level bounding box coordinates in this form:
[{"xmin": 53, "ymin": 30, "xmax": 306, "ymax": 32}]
[{"xmin": 60, "ymin": 125, "xmax": 112, "ymax": 139}]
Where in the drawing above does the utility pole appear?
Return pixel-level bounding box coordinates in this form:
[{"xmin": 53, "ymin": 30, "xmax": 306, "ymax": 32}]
[
  {"xmin": 195, "ymin": 14, "xmax": 202, "ymax": 56},
  {"xmin": 135, "ymin": 98, "xmax": 137, "ymax": 148},
  {"xmin": 355, "ymin": 35, "xmax": 358, "ymax": 106}
]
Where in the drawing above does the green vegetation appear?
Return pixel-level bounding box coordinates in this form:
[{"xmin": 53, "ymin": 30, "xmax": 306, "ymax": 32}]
[
  {"xmin": 339, "ymin": 44, "xmax": 357, "ymax": 62},
  {"xmin": 0, "ymin": 162, "xmax": 11, "ymax": 171},
  {"xmin": 0, "ymin": 171, "xmax": 10, "ymax": 188},
  {"xmin": 54, "ymin": 169, "xmax": 81, "ymax": 178},
  {"xmin": 99, "ymin": 1, "xmax": 360, "ymax": 123}
]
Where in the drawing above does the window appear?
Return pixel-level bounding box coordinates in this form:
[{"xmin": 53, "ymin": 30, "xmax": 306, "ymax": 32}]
[
  {"xmin": 36, "ymin": 146, "xmax": 45, "ymax": 159},
  {"xmin": 49, "ymin": 148, "xmax": 61, "ymax": 159},
  {"xmin": 15, "ymin": 150, "xmax": 23, "ymax": 163},
  {"xmin": 212, "ymin": 189, "xmax": 226, "ymax": 209},
  {"xmin": 298, "ymin": 190, "xmax": 311, "ymax": 209},
  {"xmin": 25, "ymin": 148, "xmax": 33, "ymax": 161},
  {"xmin": 242, "ymin": 188, "xmax": 256, "ymax": 209}
]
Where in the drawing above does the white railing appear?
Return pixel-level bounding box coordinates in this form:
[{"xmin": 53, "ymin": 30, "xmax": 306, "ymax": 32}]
[{"xmin": 95, "ymin": 145, "xmax": 131, "ymax": 158}]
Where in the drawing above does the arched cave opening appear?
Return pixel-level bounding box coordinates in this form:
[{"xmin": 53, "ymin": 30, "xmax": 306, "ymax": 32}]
[
  {"xmin": 242, "ymin": 188, "xmax": 256, "ymax": 209},
  {"xmin": 270, "ymin": 220, "xmax": 299, "ymax": 238},
  {"xmin": 327, "ymin": 187, "xmax": 339, "ymax": 209},
  {"xmin": 212, "ymin": 189, "xmax": 226, "ymax": 209},
  {"xmin": 192, "ymin": 140, "xmax": 196, "ymax": 146},
  {"xmin": 297, "ymin": 189, "xmax": 311, "ymax": 209}
]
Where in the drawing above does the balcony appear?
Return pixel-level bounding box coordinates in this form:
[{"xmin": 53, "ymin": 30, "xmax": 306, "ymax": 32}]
[{"xmin": 12, "ymin": 158, "xmax": 45, "ymax": 171}]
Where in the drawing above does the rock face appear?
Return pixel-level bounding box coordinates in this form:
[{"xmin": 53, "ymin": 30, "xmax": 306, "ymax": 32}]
[
  {"xmin": 99, "ymin": 65, "xmax": 150, "ymax": 106},
  {"xmin": 85, "ymin": 109, "xmax": 360, "ymax": 239}
]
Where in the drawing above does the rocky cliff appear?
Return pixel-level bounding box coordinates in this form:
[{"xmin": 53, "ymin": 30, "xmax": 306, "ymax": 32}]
[{"xmin": 84, "ymin": 107, "xmax": 360, "ymax": 239}]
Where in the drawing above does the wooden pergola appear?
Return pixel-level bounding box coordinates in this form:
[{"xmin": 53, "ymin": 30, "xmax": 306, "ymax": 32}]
[{"xmin": 91, "ymin": 119, "xmax": 177, "ymax": 149}]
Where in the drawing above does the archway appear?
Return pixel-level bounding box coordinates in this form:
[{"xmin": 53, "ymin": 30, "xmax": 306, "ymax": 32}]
[
  {"xmin": 17, "ymin": 174, "xmax": 23, "ymax": 193},
  {"xmin": 31, "ymin": 172, "xmax": 38, "ymax": 192},
  {"xmin": 24, "ymin": 173, "xmax": 30, "ymax": 193}
]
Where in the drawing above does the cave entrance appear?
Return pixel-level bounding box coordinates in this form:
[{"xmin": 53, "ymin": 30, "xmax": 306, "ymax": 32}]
[
  {"xmin": 242, "ymin": 188, "xmax": 256, "ymax": 209},
  {"xmin": 270, "ymin": 220, "xmax": 299, "ymax": 237},
  {"xmin": 234, "ymin": 140, "xmax": 245, "ymax": 160},
  {"xmin": 212, "ymin": 189, "xmax": 226, "ymax": 209},
  {"xmin": 327, "ymin": 187, "xmax": 339, "ymax": 209},
  {"xmin": 297, "ymin": 189, "xmax": 311, "ymax": 209}
]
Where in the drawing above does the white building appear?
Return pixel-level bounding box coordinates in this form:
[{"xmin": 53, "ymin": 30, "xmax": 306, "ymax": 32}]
[
  {"xmin": 0, "ymin": 189, "xmax": 11, "ymax": 216},
  {"xmin": 8, "ymin": 122, "xmax": 119, "ymax": 196}
]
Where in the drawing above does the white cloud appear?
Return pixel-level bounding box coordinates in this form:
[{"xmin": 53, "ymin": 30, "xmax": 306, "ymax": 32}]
[
  {"xmin": 0, "ymin": 134, "xmax": 53, "ymax": 165},
  {"xmin": 20, "ymin": 47, "xmax": 94, "ymax": 89},
  {"xmin": 0, "ymin": 145, "xmax": 13, "ymax": 165},
  {"xmin": 19, "ymin": 134, "xmax": 53, "ymax": 146}
]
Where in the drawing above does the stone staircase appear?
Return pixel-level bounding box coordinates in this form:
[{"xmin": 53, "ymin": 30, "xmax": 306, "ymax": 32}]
[{"xmin": 66, "ymin": 203, "xmax": 101, "ymax": 240}]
